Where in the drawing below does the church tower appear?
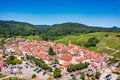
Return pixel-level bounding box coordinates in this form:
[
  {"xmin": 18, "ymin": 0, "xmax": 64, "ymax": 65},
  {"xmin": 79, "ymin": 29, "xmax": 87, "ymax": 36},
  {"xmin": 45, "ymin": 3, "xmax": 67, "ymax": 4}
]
[{"xmin": 68, "ymin": 37, "xmax": 71, "ymax": 46}]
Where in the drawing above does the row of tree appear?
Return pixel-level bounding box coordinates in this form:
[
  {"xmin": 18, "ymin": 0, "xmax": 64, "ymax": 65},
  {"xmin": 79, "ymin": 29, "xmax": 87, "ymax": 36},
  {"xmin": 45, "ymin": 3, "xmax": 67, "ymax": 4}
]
[
  {"xmin": 67, "ymin": 62, "xmax": 89, "ymax": 72},
  {"xmin": 26, "ymin": 55, "xmax": 52, "ymax": 72}
]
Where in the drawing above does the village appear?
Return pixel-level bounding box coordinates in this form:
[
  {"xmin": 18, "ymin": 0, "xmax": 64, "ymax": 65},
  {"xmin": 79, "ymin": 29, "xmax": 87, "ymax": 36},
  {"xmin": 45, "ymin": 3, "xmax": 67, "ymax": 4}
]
[{"xmin": 0, "ymin": 38, "xmax": 120, "ymax": 80}]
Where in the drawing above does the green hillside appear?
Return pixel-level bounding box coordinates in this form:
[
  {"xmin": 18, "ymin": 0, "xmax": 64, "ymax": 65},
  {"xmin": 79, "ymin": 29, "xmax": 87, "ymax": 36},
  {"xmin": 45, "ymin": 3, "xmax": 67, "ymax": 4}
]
[
  {"xmin": 54, "ymin": 32, "xmax": 120, "ymax": 58},
  {"xmin": 42, "ymin": 22, "xmax": 120, "ymax": 40},
  {"xmin": 0, "ymin": 20, "xmax": 38, "ymax": 37},
  {"xmin": 35, "ymin": 25, "xmax": 50, "ymax": 29},
  {"xmin": 0, "ymin": 20, "xmax": 120, "ymax": 42}
]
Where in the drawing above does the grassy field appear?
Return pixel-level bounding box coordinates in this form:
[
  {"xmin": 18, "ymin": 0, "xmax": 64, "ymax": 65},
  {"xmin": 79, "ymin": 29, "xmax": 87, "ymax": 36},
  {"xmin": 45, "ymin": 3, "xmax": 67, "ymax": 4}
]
[
  {"xmin": 54, "ymin": 32, "xmax": 120, "ymax": 58},
  {"xmin": 0, "ymin": 73, "xmax": 6, "ymax": 78},
  {"xmin": 13, "ymin": 35, "xmax": 42, "ymax": 41},
  {"xmin": 2, "ymin": 77, "xmax": 27, "ymax": 80}
]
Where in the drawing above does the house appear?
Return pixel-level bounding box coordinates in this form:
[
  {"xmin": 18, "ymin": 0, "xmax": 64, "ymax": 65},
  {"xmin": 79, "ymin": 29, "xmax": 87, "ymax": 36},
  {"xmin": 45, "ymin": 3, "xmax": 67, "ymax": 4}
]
[
  {"xmin": 91, "ymin": 62, "xmax": 97, "ymax": 68},
  {"xmin": 59, "ymin": 54, "xmax": 72, "ymax": 61},
  {"xmin": 37, "ymin": 53, "xmax": 50, "ymax": 61},
  {"xmin": 76, "ymin": 57, "xmax": 84, "ymax": 63},
  {"xmin": 110, "ymin": 66, "xmax": 120, "ymax": 73},
  {"xmin": 62, "ymin": 61, "xmax": 72, "ymax": 67}
]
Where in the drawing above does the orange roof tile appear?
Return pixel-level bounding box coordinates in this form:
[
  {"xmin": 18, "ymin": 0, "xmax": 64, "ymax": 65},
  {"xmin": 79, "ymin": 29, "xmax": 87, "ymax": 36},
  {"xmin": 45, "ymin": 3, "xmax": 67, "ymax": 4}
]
[
  {"xmin": 76, "ymin": 57, "xmax": 84, "ymax": 62},
  {"xmin": 62, "ymin": 61, "xmax": 72, "ymax": 67},
  {"xmin": 60, "ymin": 54, "xmax": 73, "ymax": 61},
  {"xmin": 91, "ymin": 62, "xmax": 97, "ymax": 68},
  {"xmin": 37, "ymin": 53, "xmax": 50, "ymax": 61}
]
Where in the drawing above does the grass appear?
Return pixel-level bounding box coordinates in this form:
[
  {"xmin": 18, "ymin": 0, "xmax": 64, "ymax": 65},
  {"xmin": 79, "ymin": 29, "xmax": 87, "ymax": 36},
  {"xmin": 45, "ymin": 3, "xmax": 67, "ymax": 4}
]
[
  {"xmin": 107, "ymin": 58, "xmax": 118, "ymax": 65},
  {"xmin": 14, "ymin": 35, "xmax": 42, "ymax": 41},
  {"xmin": 2, "ymin": 77, "xmax": 27, "ymax": 80},
  {"xmin": 6, "ymin": 56, "xmax": 22, "ymax": 65},
  {"xmin": 54, "ymin": 32, "xmax": 120, "ymax": 58},
  {"xmin": 0, "ymin": 73, "xmax": 6, "ymax": 78},
  {"xmin": 113, "ymin": 53, "xmax": 120, "ymax": 59}
]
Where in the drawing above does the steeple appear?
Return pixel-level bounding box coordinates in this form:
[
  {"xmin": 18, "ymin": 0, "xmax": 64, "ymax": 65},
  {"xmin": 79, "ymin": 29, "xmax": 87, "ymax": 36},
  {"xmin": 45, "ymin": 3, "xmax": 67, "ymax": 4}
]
[{"xmin": 68, "ymin": 37, "xmax": 71, "ymax": 46}]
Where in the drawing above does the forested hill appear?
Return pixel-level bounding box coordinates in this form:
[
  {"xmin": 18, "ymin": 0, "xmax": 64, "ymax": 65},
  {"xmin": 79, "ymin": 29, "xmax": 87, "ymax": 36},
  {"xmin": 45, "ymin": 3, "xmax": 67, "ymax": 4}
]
[
  {"xmin": 46, "ymin": 22, "xmax": 120, "ymax": 34},
  {"xmin": 0, "ymin": 20, "xmax": 39, "ymax": 37},
  {"xmin": 35, "ymin": 25, "xmax": 50, "ymax": 29},
  {"xmin": 42, "ymin": 22, "xmax": 120, "ymax": 40},
  {"xmin": 0, "ymin": 20, "xmax": 120, "ymax": 40}
]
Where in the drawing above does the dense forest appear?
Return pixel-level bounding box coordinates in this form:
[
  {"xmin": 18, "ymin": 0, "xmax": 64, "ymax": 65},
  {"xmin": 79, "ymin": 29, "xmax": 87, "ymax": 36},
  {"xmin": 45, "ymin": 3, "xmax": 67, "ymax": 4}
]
[
  {"xmin": 0, "ymin": 20, "xmax": 39, "ymax": 37},
  {"xmin": 0, "ymin": 20, "xmax": 120, "ymax": 40}
]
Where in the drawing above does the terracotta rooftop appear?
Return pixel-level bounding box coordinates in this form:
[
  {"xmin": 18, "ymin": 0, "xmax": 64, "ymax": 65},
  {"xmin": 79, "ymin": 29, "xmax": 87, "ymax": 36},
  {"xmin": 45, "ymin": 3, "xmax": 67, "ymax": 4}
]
[
  {"xmin": 76, "ymin": 57, "xmax": 84, "ymax": 62},
  {"xmin": 91, "ymin": 62, "xmax": 97, "ymax": 68},
  {"xmin": 36, "ymin": 53, "xmax": 50, "ymax": 61},
  {"xmin": 62, "ymin": 61, "xmax": 72, "ymax": 67},
  {"xmin": 60, "ymin": 54, "xmax": 73, "ymax": 61}
]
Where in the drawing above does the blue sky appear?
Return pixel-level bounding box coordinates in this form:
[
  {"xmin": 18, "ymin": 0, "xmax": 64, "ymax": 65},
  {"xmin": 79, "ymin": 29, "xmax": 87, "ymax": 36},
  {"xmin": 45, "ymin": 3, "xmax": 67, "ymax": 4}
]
[{"xmin": 0, "ymin": 0, "xmax": 120, "ymax": 27}]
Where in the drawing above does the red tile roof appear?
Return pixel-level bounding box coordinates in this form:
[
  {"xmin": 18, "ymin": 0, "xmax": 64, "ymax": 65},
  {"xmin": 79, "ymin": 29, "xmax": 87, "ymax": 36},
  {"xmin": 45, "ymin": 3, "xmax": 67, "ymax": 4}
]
[
  {"xmin": 60, "ymin": 54, "xmax": 72, "ymax": 61},
  {"xmin": 76, "ymin": 57, "xmax": 84, "ymax": 62},
  {"xmin": 62, "ymin": 61, "xmax": 72, "ymax": 67},
  {"xmin": 95, "ymin": 57, "xmax": 104, "ymax": 62},
  {"xmin": 37, "ymin": 53, "xmax": 50, "ymax": 61},
  {"xmin": 91, "ymin": 62, "xmax": 97, "ymax": 68}
]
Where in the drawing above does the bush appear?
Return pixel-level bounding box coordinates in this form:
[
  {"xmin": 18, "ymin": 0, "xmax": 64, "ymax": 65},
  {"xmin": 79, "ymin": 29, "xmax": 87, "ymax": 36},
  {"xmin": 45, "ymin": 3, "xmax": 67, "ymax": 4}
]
[
  {"xmin": 95, "ymin": 71, "xmax": 101, "ymax": 79},
  {"xmin": 72, "ymin": 76, "xmax": 77, "ymax": 80},
  {"xmin": 53, "ymin": 68, "xmax": 61, "ymax": 78},
  {"xmin": 32, "ymin": 74, "xmax": 36, "ymax": 79},
  {"xmin": 84, "ymin": 37, "xmax": 99, "ymax": 47},
  {"xmin": 80, "ymin": 73, "xmax": 85, "ymax": 80}
]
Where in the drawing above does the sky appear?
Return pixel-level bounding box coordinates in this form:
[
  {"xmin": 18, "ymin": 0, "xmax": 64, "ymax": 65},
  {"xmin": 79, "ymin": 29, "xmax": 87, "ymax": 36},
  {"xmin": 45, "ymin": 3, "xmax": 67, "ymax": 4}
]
[{"xmin": 0, "ymin": 0, "xmax": 120, "ymax": 27}]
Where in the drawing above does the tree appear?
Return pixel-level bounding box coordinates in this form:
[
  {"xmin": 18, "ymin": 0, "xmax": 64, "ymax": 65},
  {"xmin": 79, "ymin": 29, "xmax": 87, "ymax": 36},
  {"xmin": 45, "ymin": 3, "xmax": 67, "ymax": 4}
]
[
  {"xmin": 48, "ymin": 47, "xmax": 56, "ymax": 55},
  {"xmin": 85, "ymin": 37, "xmax": 99, "ymax": 47},
  {"xmin": 72, "ymin": 75, "xmax": 77, "ymax": 80},
  {"xmin": 95, "ymin": 71, "xmax": 100, "ymax": 79},
  {"xmin": 80, "ymin": 73, "xmax": 85, "ymax": 80},
  {"xmin": 52, "ymin": 58, "xmax": 59, "ymax": 64},
  {"xmin": 26, "ymin": 55, "xmax": 52, "ymax": 72},
  {"xmin": 67, "ymin": 62, "xmax": 89, "ymax": 72},
  {"xmin": 32, "ymin": 74, "xmax": 36, "ymax": 79},
  {"xmin": 0, "ymin": 39, "xmax": 5, "ymax": 49},
  {"xmin": 53, "ymin": 68, "xmax": 61, "ymax": 78},
  {"xmin": 48, "ymin": 67, "xmax": 53, "ymax": 72}
]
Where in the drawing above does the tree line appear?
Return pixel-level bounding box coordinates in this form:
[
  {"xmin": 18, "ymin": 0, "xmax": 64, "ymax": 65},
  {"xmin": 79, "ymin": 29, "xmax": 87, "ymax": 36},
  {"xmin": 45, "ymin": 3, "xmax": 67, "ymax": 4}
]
[{"xmin": 67, "ymin": 62, "xmax": 89, "ymax": 72}]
